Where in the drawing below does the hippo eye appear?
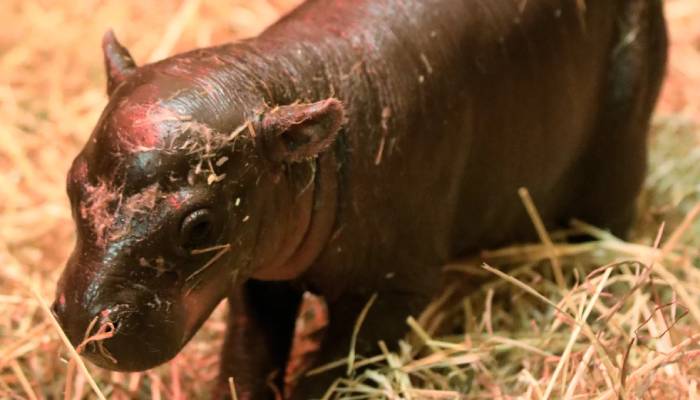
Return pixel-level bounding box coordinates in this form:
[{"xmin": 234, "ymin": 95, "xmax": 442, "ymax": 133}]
[{"xmin": 180, "ymin": 209, "xmax": 214, "ymax": 250}]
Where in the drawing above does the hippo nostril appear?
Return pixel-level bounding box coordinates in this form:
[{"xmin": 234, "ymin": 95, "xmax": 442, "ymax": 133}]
[
  {"xmin": 96, "ymin": 304, "xmax": 136, "ymax": 336},
  {"xmin": 105, "ymin": 319, "xmax": 119, "ymax": 335},
  {"xmin": 98, "ymin": 315, "xmax": 115, "ymax": 330}
]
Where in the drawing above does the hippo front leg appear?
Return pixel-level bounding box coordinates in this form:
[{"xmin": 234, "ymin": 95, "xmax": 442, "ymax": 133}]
[{"xmin": 215, "ymin": 280, "xmax": 303, "ymax": 400}]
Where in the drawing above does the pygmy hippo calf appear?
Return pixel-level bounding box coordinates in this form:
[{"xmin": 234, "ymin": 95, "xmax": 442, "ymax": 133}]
[{"xmin": 52, "ymin": 0, "xmax": 667, "ymax": 398}]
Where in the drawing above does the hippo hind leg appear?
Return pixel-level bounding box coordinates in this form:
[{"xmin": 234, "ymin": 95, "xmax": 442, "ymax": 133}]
[
  {"xmin": 564, "ymin": 0, "xmax": 667, "ymax": 238},
  {"xmin": 289, "ymin": 288, "xmax": 436, "ymax": 399}
]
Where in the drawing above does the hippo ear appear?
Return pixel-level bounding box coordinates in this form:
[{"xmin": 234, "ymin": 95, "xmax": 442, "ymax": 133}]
[
  {"xmin": 102, "ymin": 29, "xmax": 137, "ymax": 96},
  {"xmin": 260, "ymin": 99, "xmax": 346, "ymax": 163}
]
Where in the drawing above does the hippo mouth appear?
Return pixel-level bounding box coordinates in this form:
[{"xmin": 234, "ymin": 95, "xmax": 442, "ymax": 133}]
[
  {"xmin": 52, "ymin": 294, "xmax": 226, "ymax": 372},
  {"xmin": 52, "ymin": 259, "xmax": 235, "ymax": 372},
  {"xmin": 52, "ymin": 299, "xmax": 185, "ymax": 372}
]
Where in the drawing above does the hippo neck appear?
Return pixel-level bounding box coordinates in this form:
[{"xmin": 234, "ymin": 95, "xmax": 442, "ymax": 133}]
[{"xmin": 251, "ymin": 151, "xmax": 338, "ymax": 281}]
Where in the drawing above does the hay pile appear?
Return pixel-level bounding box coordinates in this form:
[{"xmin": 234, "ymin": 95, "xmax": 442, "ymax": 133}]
[{"xmin": 1, "ymin": 0, "xmax": 699, "ymax": 399}]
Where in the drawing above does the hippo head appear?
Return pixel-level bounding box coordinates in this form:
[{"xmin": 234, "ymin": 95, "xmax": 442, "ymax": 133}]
[{"xmin": 52, "ymin": 31, "xmax": 344, "ymax": 371}]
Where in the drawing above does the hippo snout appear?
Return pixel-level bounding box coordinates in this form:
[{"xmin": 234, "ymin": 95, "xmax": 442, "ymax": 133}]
[
  {"xmin": 52, "ymin": 235, "xmax": 233, "ymax": 372},
  {"xmin": 52, "ymin": 290, "xmax": 185, "ymax": 372}
]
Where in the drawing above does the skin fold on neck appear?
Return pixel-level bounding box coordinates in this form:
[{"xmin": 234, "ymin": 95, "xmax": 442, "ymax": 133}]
[{"xmin": 251, "ymin": 151, "xmax": 338, "ymax": 281}]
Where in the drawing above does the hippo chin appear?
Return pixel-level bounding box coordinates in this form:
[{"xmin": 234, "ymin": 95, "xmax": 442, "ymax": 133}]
[{"xmin": 53, "ymin": 0, "xmax": 667, "ymax": 398}]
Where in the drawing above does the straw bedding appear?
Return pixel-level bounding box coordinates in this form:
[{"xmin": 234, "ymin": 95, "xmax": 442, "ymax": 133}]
[{"xmin": 1, "ymin": 0, "xmax": 699, "ymax": 398}]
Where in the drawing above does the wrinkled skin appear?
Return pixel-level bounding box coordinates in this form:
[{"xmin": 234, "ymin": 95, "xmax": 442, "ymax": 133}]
[{"xmin": 53, "ymin": 0, "xmax": 668, "ymax": 398}]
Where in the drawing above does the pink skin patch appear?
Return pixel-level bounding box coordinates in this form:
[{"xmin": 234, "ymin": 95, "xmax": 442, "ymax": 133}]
[
  {"xmin": 110, "ymin": 83, "xmax": 186, "ymax": 153},
  {"xmin": 72, "ymin": 159, "xmax": 88, "ymax": 183},
  {"xmin": 80, "ymin": 180, "xmax": 121, "ymax": 248},
  {"xmin": 122, "ymin": 184, "xmax": 160, "ymax": 213},
  {"xmin": 113, "ymin": 102, "xmax": 160, "ymax": 150},
  {"xmin": 166, "ymin": 192, "xmax": 190, "ymax": 210},
  {"xmin": 106, "ymin": 183, "xmax": 161, "ymax": 242},
  {"xmin": 80, "ymin": 182, "xmax": 162, "ymax": 247},
  {"xmin": 112, "ymin": 103, "xmax": 184, "ymax": 152},
  {"xmin": 59, "ymin": 293, "xmax": 66, "ymax": 307}
]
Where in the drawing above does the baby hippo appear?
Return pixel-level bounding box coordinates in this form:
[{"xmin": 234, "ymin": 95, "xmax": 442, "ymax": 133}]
[{"xmin": 53, "ymin": 0, "xmax": 667, "ymax": 398}]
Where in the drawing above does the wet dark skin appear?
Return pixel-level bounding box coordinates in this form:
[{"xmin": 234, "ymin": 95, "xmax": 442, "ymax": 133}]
[{"xmin": 52, "ymin": 0, "xmax": 667, "ymax": 398}]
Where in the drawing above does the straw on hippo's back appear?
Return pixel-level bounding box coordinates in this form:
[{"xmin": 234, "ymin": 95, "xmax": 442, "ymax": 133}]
[{"xmin": 52, "ymin": 0, "xmax": 667, "ymax": 398}]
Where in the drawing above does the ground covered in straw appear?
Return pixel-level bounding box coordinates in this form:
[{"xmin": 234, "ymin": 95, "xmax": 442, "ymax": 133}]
[{"xmin": 1, "ymin": 0, "xmax": 699, "ymax": 399}]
